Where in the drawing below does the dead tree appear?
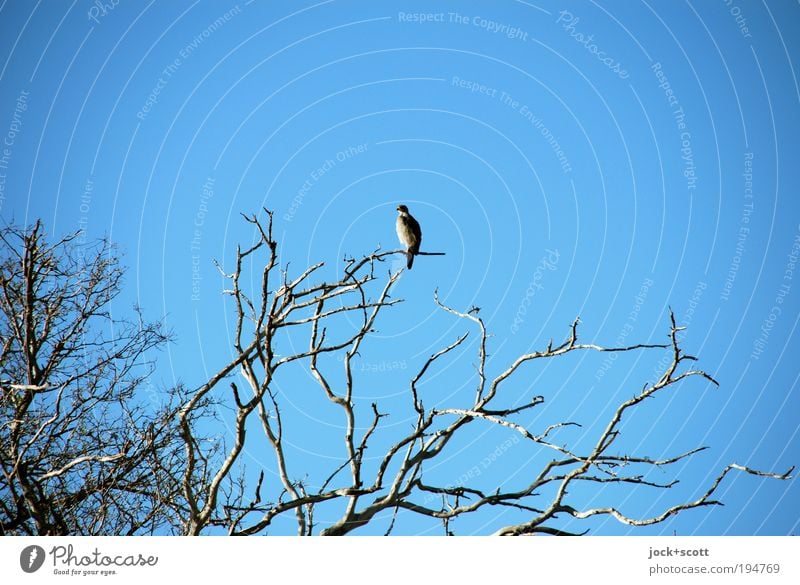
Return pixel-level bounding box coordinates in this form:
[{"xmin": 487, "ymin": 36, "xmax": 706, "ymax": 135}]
[
  {"xmin": 178, "ymin": 210, "xmax": 792, "ymax": 535},
  {"xmin": 0, "ymin": 221, "xmax": 187, "ymax": 535}
]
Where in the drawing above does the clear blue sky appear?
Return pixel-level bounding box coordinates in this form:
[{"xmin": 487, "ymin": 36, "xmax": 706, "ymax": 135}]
[{"xmin": 1, "ymin": 0, "xmax": 798, "ymax": 535}]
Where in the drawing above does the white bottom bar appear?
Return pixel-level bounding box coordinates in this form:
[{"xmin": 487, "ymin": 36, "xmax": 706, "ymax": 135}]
[{"xmin": 2, "ymin": 536, "xmax": 798, "ymax": 584}]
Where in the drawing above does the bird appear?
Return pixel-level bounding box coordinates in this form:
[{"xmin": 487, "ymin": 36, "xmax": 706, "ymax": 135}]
[{"xmin": 396, "ymin": 204, "xmax": 422, "ymax": 269}]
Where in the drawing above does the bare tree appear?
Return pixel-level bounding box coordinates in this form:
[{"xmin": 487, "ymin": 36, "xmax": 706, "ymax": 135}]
[
  {"xmin": 0, "ymin": 221, "xmax": 187, "ymax": 535},
  {"xmin": 177, "ymin": 210, "xmax": 792, "ymax": 536},
  {"xmin": 1, "ymin": 216, "xmax": 789, "ymax": 535}
]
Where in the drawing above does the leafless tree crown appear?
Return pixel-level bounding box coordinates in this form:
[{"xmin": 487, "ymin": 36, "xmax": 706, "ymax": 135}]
[
  {"xmin": 175, "ymin": 211, "xmax": 792, "ymax": 536},
  {"xmin": 1, "ymin": 216, "xmax": 791, "ymax": 535},
  {"xmin": 0, "ymin": 221, "xmax": 186, "ymax": 535}
]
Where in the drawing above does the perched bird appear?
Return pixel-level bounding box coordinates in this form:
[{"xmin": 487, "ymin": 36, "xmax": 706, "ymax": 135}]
[{"xmin": 396, "ymin": 204, "xmax": 422, "ymax": 269}]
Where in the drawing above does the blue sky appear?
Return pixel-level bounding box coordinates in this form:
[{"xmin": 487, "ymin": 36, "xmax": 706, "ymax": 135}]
[{"xmin": 1, "ymin": 0, "xmax": 798, "ymax": 535}]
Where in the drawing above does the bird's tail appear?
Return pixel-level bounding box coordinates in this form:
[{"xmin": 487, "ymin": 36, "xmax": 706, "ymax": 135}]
[{"xmin": 406, "ymin": 251, "xmax": 414, "ymax": 269}]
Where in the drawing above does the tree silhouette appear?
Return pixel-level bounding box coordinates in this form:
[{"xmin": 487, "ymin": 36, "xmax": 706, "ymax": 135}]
[
  {"xmin": 0, "ymin": 216, "xmax": 792, "ymax": 535},
  {"xmin": 0, "ymin": 221, "xmax": 188, "ymax": 535}
]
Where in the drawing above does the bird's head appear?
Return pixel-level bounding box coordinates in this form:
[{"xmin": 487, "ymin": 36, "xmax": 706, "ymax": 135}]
[{"xmin": 396, "ymin": 204, "xmax": 409, "ymax": 213}]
